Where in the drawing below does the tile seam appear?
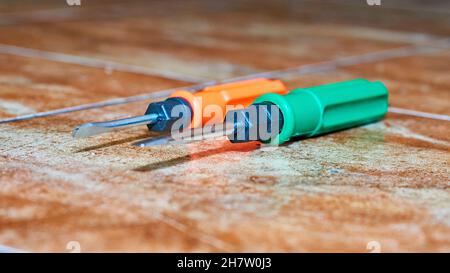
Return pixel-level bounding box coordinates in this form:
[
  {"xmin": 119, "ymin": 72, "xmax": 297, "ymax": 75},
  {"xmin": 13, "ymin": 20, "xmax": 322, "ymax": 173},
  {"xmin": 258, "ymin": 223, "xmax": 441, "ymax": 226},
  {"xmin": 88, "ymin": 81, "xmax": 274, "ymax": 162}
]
[{"xmin": 0, "ymin": 40, "xmax": 449, "ymax": 124}]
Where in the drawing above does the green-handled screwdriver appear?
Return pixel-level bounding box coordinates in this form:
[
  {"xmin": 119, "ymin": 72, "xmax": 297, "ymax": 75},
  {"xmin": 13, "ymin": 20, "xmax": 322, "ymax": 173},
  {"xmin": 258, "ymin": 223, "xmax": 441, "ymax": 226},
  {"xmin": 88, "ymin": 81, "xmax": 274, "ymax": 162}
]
[{"xmin": 133, "ymin": 79, "xmax": 389, "ymax": 147}]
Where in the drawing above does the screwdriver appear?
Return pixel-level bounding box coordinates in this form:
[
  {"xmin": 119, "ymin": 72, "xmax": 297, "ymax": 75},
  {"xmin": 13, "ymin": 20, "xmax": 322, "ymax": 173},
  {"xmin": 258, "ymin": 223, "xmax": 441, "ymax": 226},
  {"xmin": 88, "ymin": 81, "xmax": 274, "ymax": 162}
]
[
  {"xmin": 134, "ymin": 79, "xmax": 388, "ymax": 147},
  {"xmin": 72, "ymin": 78, "xmax": 287, "ymax": 138}
]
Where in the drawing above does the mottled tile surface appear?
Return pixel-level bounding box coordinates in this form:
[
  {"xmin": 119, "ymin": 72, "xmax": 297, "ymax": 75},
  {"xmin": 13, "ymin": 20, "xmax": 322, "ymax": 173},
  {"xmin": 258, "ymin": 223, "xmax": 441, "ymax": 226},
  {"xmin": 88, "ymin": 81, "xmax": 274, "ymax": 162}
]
[
  {"xmin": 0, "ymin": 0, "xmax": 449, "ymax": 252},
  {"xmin": 0, "ymin": 54, "xmax": 187, "ymax": 118},
  {"xmin": 2, "ymin": 0, "xmax": 444, "ymax": 81}
]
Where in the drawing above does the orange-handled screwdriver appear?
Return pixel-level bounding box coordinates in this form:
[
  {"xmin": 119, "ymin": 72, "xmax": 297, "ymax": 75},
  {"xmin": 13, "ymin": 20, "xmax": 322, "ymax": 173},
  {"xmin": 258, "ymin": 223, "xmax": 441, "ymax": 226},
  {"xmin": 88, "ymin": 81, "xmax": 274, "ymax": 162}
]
[{"xmin": 72, "ymin": 78, "xmax": 287, "ymax": 138}]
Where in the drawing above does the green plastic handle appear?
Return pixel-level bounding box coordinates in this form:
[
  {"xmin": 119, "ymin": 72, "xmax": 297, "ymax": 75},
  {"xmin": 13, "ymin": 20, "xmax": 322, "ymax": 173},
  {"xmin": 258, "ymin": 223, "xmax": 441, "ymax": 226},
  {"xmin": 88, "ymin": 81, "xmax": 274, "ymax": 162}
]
[{"xmin": 253, "ymin": 79, "xmax": 389, "ymax": 144}]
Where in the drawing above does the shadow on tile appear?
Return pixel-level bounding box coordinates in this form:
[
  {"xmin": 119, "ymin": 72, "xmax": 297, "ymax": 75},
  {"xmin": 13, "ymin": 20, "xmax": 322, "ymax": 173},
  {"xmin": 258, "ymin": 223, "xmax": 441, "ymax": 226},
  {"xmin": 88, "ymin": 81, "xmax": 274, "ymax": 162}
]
[
  {"xmin": 134, "ymin": 141, "xmax": 260, "ymax": 172},
  {"xmin": 75, "ymin": 133, "xmax": 154, "ymax": 153}
]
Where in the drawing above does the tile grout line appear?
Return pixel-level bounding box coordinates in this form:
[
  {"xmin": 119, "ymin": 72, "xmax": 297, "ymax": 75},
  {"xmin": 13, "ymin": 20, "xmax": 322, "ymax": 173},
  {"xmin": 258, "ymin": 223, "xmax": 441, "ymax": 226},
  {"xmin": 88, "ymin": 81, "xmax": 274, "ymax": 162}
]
[
  {"xmin": 0, "ymin": 39, "xmax": 449, "ymax": 124},
  {"xmin": 388, "ymin": 107, "xmax": 450, "ymax": 122},
  {"xmin": 0, "ymin": 44, "xmax": 206, "ymax": 83},
  {"xmin": 231, "ymin": 40, "xmax": 450, "ymax": 81}
]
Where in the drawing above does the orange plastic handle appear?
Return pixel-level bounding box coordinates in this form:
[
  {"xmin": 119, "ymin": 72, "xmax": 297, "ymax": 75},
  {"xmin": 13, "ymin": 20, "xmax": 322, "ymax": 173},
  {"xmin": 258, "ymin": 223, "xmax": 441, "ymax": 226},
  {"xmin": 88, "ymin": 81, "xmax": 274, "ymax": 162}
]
[{"xmin": 170, "ymin": 78, "xmax": 287, "ymax": 128}]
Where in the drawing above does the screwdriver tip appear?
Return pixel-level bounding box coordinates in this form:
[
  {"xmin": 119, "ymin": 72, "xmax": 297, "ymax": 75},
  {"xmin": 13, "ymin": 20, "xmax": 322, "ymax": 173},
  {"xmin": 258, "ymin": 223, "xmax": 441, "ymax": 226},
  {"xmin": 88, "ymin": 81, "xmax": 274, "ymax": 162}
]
[
  {"xmin": 72, "ymin": 114, "xmax": 158, "ymax": 138},
  {"xmin": 72, "ymin": 123, "xmax": 109, "ymax": 138}
]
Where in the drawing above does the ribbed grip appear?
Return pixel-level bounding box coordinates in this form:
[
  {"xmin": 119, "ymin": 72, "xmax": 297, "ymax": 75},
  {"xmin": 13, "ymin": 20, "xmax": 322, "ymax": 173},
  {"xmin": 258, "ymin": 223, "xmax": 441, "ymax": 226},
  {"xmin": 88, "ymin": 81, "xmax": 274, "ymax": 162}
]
[{"xmin": 253, "ymin": 79, "xmax": 389, "ymax": 144}]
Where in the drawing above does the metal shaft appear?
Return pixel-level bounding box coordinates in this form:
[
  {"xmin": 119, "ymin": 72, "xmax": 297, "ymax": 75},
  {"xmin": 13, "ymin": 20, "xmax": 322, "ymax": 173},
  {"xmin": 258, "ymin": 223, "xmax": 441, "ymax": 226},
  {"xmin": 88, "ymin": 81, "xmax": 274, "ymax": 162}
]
[
  {"xmin": 72, "ymin": 114, "xmax": 159, "ymax": 138},
  {"xmin": 132, "ymin": 122, "xmax": 238, "ymax": 147}
]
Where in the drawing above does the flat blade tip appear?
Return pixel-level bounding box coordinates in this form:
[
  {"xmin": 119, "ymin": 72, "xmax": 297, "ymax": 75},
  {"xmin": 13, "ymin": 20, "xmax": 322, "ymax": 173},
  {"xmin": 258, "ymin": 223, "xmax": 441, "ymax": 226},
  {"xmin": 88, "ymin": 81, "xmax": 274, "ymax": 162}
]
[
  {"xmin": 72, "ymin": 126, "xmax": 85, "ymax": 138},
  {"xmin": 72, "ymin": 123, "xmax": 101, "ymax": 138}
]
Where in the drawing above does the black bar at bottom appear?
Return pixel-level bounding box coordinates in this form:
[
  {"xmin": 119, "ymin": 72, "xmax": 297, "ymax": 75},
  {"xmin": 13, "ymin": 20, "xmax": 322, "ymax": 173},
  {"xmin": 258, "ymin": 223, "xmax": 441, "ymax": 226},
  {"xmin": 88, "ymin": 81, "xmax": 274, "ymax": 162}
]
[{"xmin": 0, "ymin": 253, "xmax": 445, "ymax": 272}]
